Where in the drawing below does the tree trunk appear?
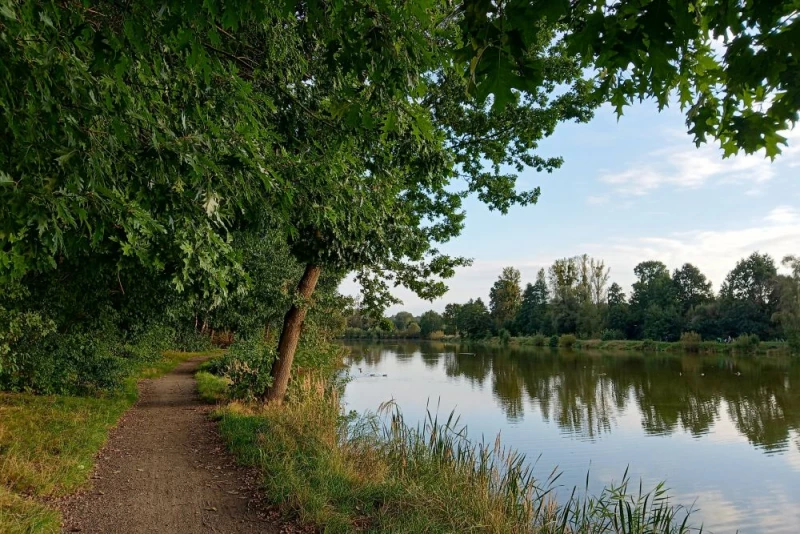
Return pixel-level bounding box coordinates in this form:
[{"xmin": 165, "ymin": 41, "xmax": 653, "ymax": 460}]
[{"xmin": 263, "ymin": 263, "xmax": 322, "ymax": 404}]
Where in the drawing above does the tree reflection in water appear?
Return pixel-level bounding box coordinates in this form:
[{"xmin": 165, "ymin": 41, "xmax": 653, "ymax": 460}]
[{"xmin": 346, "ymin": 342, "xmax": 800, "ymax": 452}]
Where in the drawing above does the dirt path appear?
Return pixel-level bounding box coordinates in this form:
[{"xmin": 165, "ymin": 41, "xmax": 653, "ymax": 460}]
[{"xmin": 60, "ymin": 357, "xmax": 287, "ymax": 533}]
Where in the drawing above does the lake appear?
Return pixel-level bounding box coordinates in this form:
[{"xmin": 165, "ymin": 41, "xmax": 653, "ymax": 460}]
[{"xmin": 341, "ymin": 340, "xmax": 800, "ymax": 533}]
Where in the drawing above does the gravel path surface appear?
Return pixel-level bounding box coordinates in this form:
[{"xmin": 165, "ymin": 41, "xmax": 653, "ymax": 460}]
[{"xmin": 59, "ymin": 357, "xmax": 292, "ymax": 533}]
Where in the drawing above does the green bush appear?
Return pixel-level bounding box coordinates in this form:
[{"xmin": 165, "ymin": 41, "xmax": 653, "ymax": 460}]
[
  {"xmin": 531, "ymin": 334, "xmax": 547, "ymax": 347},
  {"xmin": 548, "ymin": 335, "xmax": 559, "ymax": 348},
  {"xmin": 679, "ymin": 331, "xmax": 702, "ymax": 352},
  {"xmin": 499, "ymin": 328, "xmax": 511, "ymax": 345},
  {"xmin": 558, "ymin": 334, "xmax": 577, "ymax": 349},
  {"xmin": 198, "ymin": 355, "xmax": 227, "ymax": 376},
  {"xmin": 223, "ymin": 338, "xmax": 275, "ymax": 401},
  {"xmin": 2, "ymin": 329, "xmax": 128, "ymax": 395},
  {"xmin": 123, "ymin": 325, "xmax": 176, "ymax": 363},
  {"xmin": 600, "ymin": 329, "xmax": 625, "ymax": 341},
  {"xmin": 641, "ymin": 339, "xmax": 657, "ymax": 351},
  {"xmin": 734, "ymin": 334, "xmax": 760, "ymax": 353}
]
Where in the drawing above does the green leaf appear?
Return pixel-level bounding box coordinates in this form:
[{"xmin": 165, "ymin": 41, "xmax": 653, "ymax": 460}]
[{"xmin": 0, "ymin": 1, "xmax": 16, "ymax": 20}]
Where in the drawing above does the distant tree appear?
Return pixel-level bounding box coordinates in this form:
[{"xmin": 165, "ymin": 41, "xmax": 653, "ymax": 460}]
[
  {"xmin": 406, "ymin": 322, "xmax": 422, "ymax": 339},
  {"xmin": 672, "ymin": 263, "xmax": 714, "ymax": 315},
  {"xmin": 606, "ymin": 283, "xmax": 631, "ymax": 338},
  {"xmin": 515, "ymin": 269, "xmax": 549, "ymax": 335},
  {"xmin": 774, "ymin": 255, "xmax": 800, "ymax": 352},
  {"xmin": 577, "ymin": 299, "xmax": 603, "ymax": 338},
  {"xmin": 378, "ymin": 318, "xmax": 395, "ymax": 333},
  {"xmin": 392, "ymin": 312, "xmax": 416, "ymax": 332},
  {"xmin": 719, "ymin": 253, "xmax": 779, "ymax": 338},
  {"xmin": 590, "ymin": 258, "xmax": 611, "ymax": 305},
  {"xmin": 419, "ymin": 310, "xmax": 445, "ymax": 338},
  {"xmin": 686, "ymin": 302, "xmax": 724, "ymax": 341},
  {"xmin": 631, "ymin": 261, "xmax": 675, "ymax": 309},
  {"xmin": 642, "ymin": 304, "xmax": 682, "ymax": 342},
  {"xmin": 630, "ymin": 261, "xmax": 678, "ymax": 339},
  {"xmin": 460, "ymin": 298, "xmax": 494, "ymax": 339},
  {"xmin": 443, "ymin": 303, "xmax": 462, "ymax": 336},
  {"xmin": 489, "ymin": 267, "xmax": 522, "ymax": 330}
]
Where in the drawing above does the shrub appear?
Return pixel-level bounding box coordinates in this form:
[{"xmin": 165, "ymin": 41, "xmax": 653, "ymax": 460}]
[
  {"xmin": 15, "ymin": 330, "xmax": 128, "ymax": 395},
  {"xmin": 734, "ymin": 334, "xmax": 760, "ymax": 353},
  {"xmin": 173, "ymin": 326, "xmax": 213, "ymax": 352},
  {"xmin": 531, "ymin": 334, "xmax": 547, "ymax": 347},
  {"xmin": 548, "ymin": 335, "xmax": 559, "ymax": 348},
  {"xmin": 223, "ymin": 338, "xmax": 275, "ymax": 401},
  {"xmin": 558, "ymin": 334, "xmax": 577, "ymax": 349},
  {"xmin": 679, "ymin": 331, "xmax": 702, "ymax": 352},
  {"xmin": 428, "ymin": 330, "xmax": 445, "ymax": 340},
  {"xmin": 641, "ymin": 339, "xmax": 657, "ymax": 351},
  {"xmin": 198, "ymin": 355, "xmax": 227, "ymax": 376},
  {"xmin": 123, "ymin": 325, "xmax": 175, "ymax": 363},
  {"xmin": 600, "ymin": 329, "xmax": 625, "ymax": 341},
  {"xmin": 499, "ymin": 328, "xmax": 511, "ymax": 345}
]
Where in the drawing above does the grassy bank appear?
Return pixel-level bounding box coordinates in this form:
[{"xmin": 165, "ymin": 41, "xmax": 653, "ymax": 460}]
[
  {"xmin": 0, "ymin": 350, "xmax": 217, "ymax": 534},
  {"xmin": 206, "ymin": 373, "xmax": 696, "ymax": 533},
  {"xmin": 346, "ymin": 335, "xmax": 791, "ymax": 355},
  {"xmin": 511, "ymin": 336, "xmax": 788, "ymax": 355}
]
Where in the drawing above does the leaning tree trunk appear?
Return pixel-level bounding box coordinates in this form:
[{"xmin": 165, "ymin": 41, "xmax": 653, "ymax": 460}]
[{"xmin": 263, "ymin": 263, "xmax": 322, "ymax": 404}]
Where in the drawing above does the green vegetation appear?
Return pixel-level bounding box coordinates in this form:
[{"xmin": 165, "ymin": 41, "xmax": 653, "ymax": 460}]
[
  {"xmin": 212, "ymin": 383, "xmax": 695, "ymax": 533},
  {"xmin": 0, "ymin": 351, "xmax": 207, "ymax": 534},
  {"xmin": 1, "ymin": 1, "xmax": 798, "ymax": 532},
  {"xmin": 195, "ymin": 371, "xmax": 231, "ymax": 404},
  {"xmin": 558, "ymin": 333, "xmax": 577, "ymax": 349},
  {"xmin": 470, "ymin": 336, "xmax": 789, "ymax": 355},
  {"xmin": 349, "ymin": 251, "xmax": 800, "ymax": 355},
  {"xmin": 679, "ymin": 332, "xmax": 702, "ymax": 352}
]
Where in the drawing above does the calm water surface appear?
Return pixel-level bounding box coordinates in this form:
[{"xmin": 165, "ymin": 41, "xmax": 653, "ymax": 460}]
[{"xmin": 341, "ymin": 341, "xmax": 800, "ymax": 533}]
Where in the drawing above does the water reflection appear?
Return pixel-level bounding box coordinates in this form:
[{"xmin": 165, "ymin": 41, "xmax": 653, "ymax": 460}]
[{"xmin": 345, "ymin": 342, "xmax": 800, "ymax": 453}]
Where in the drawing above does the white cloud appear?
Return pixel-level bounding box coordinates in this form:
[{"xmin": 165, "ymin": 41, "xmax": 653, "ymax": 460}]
[
  {"xmin": 784, "ymin": 128, "xmax": 800, "ymax": 167},
  {"xmin": 583, "ymin": 208, "xmax": 800, "ymax": 294},
  {"xmin": 341, "ymin": 205, "xmax": 800, "ymax": 313},
  {"xmin": 598, "ymin": 131, "xmax": 799, "ymax": 196},
  {"xmin": 765, "ymin": 205, "xmax": 799, "ymax": 224}
]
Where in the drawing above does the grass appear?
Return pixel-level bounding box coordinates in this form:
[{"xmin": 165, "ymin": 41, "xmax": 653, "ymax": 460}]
[
  {"xmin": 214, "ymin": 376, "xmax": 698, "ymax": 533},
  {"xmin": 475, "ymin": 336, "xmax": 791, "ymax": 355},
  {"xmin": 0, "ymin": 350, "xmax": 217, "ymax": 534},
  {"xmin": 195, "ymin": 371, "xmax": 231, "ymax": 403}
]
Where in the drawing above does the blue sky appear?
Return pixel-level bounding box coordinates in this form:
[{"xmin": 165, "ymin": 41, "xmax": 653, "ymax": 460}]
[{"xmin": 341, "ymin": 101, "xmax": 800, "ymax": 315}]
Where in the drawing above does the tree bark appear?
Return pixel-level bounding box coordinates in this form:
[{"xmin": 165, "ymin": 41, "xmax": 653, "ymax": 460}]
[{"xmin": 263, "ymin": 263, "xmax": 322, "ymax": 404}]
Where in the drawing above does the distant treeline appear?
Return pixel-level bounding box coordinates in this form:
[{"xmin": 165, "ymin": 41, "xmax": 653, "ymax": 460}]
[{"xmin": 344, "ymin": 252, "xmax": 800, "ymax": 352}]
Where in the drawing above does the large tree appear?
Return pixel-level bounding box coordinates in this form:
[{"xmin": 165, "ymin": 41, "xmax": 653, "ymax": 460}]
[
  {"xmin": 516, "ymin": 269, "xmax": 549, "ymax": 335},
  {"xmin": 672, "ymin": 263, "xmax": 714, "ymax": 316},
  {"xmin": 630, "ymin": 261, "xmax": 679, "ymax": 339},
  {"xmin": 719, "ymin": 252, "xmax": 779, "ymax": 338},
  {"xmin": 419, "ymin": 310, "xmax": 445, "ymax": 338},
  {"xmin": 489, "ymin": 267, "xmax": 523, "ymax": 330}
]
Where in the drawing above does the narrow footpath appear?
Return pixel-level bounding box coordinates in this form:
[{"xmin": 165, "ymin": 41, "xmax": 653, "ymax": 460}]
[{"xmin": 59, "ymin": 357, "xmax": 290, "ymax": 533}]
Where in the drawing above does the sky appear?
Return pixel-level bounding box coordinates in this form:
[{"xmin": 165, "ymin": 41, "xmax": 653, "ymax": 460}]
[{"xmin": 340, "ymin": 101, "xmax": 800, "ymax": 315}]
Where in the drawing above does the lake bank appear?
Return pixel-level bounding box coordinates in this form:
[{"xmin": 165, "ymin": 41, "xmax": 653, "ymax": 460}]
[
  {"xmin": 341, "ymin": 340, "xmax": 800, "ymax": 533},
  {"xmin": 205, "ymin": 367, "xmax": 697, "ymax": 533},
  {"xmin": 341, "ymin": 334, "xmax": 792, "ymax": 355}
]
